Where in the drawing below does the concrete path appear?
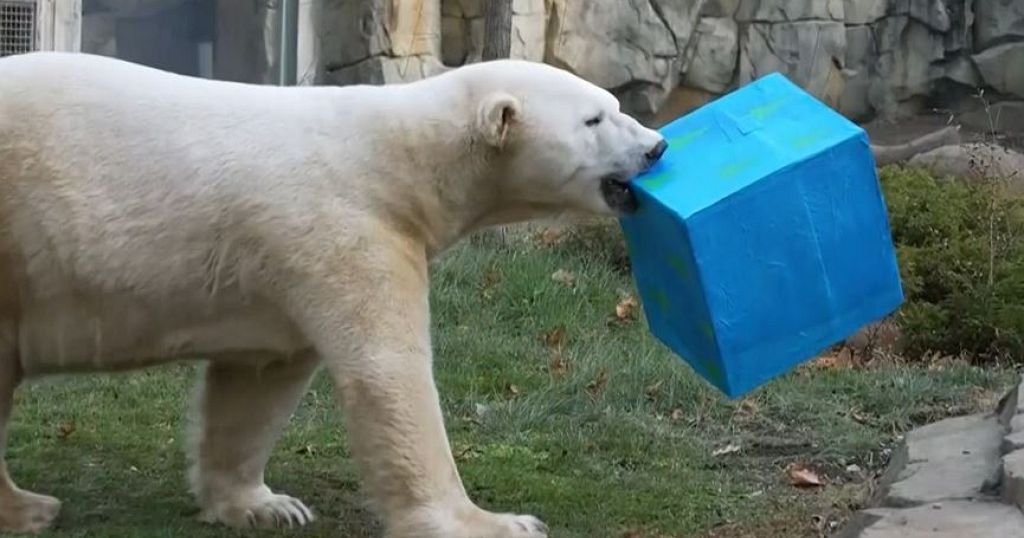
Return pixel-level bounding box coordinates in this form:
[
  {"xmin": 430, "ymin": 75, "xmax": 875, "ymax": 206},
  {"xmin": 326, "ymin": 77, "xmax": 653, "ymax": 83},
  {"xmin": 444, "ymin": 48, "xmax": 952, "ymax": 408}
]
[{"xmin": 839, "ymin": 375, "xmax": 1024, "ymax": 537}]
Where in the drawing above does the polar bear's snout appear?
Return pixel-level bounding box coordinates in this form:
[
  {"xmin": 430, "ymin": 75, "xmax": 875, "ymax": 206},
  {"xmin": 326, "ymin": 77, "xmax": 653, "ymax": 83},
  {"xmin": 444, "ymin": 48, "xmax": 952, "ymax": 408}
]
[
  {"xmin": 645, "ymin": 139, "xmax": 668, "ymax": 168},
  {"xmin": 599, "ymin": 137, "xmax": 667, "ymax": 214}
]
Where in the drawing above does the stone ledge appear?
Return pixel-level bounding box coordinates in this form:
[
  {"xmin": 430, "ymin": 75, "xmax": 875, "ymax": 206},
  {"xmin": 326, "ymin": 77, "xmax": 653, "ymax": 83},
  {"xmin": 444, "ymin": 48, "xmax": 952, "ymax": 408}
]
[
  {"xmin": 878, "ymin": 413, "xmax": 1004, "ymax": 507},
  {"xmin": 855, "ymin": 501, "xmax": 1024, "ymax": 537}
]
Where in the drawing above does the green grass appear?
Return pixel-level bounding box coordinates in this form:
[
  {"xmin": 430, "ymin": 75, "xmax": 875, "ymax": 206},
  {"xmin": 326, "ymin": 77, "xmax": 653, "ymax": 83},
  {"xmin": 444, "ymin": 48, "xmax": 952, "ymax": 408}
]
[{"xmin": 10, "ymin": 224, "xmax": 1016, "ymax": 538}]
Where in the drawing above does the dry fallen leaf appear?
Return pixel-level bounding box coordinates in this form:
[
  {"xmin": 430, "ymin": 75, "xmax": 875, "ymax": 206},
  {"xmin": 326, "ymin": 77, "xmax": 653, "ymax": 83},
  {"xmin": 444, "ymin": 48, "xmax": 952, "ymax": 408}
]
[
  {"xmin": 551, "ymin": 269, "xmax": 576, "ymax": 286},
  {"xmin": 787, "ymin": 463, "xmax": 825, "ymax": 488},
  {"xmin": 645, "ymin": 380, "xmax": 664, "ymax": 401},
  {"xmin": 670, "ymin": 408, "xmax": 685, "ymax": 422},
  {"xmin": 544, "ymin": 327, "xmax": 566, "ymax": 348},
  {"xmin": 712, "ymin": 443, "xmax": 742, "ymax": 457},
  {"xmin": 480, "ymin": 267, "xmax": 503, "ymax": 299},
  {"xmin": 58, "ymin": 420, "xmax": 76, "ymax": 440},
  {"xmin": 549, "ymin": 353, "xmax": 570, "ymax": 378},
  {"xmin": 586, "ymin": 368, "xmax": 610, "ymax": 399},
  {"xmin": 615, "ymin": 295, "xmax": 639, "ymax": 321},
  {"xmin": 506, "ymin": 384, "xmax": 521, "ymax": 398},
  {"xmin": 538, "ymin": 227, "xmax": 564, "ymax": 247},
  {"xmin": 453, "ymin": 443, "xmax": 480, "ymax": 462}
]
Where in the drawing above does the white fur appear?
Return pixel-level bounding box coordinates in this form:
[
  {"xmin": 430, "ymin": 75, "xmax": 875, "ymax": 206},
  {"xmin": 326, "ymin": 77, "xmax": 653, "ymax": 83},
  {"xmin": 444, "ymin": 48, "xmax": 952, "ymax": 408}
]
[{"xmin": 0, "ymin": 52, "xmax": 663, "ymax": 537}]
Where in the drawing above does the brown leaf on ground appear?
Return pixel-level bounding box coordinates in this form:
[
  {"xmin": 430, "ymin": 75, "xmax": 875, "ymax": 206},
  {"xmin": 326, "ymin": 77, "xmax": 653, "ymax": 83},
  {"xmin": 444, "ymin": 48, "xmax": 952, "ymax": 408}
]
[
  {"xmin": 537, "ymin": 227, "xmax": 564, "ymax": 247},
  {"xmin": 731, "ymin": 398, "xmax": 760, "ymax": 425},
  {"xmin": 551, "ymin": 269, "xmax": 576, "ymax": 286},
  {"xmin": 480, "ymin": 266, "xmax": 503, "ymax": 300},
  {"xmin": 586, "ymin": 368, "xmax": 610, "ymax": 399},
  {"xmin": 850, "ymin": 408, "xmax": 871, "ymax": 424},
  {"xmin": 549, "ymin": 352, "xmax": 570, "ymax": 378},
  {"xmin": 645, "ymin": 380, "xmax": 664, "ymax": 401},
  {"xmin": 58, "ymin": 420, "xmax": 76, "ymax": 440},
  {"xmin": 807, "ymin": 348, "xmax": 855, "ymax": 370},
  {"xmin": 615, "ymin": 294, "xmax": 639, "ymax": 321},
  {"xmin": 787, "ymin": 462, "xmax": 825, "ymax": 488},
  {"xmin": 543, "ymin": 326, "xmax": 566, "ymax": 348},
  {"xmin": 453, "ymin": 443, "xmax": 480, "ymax": 462}
]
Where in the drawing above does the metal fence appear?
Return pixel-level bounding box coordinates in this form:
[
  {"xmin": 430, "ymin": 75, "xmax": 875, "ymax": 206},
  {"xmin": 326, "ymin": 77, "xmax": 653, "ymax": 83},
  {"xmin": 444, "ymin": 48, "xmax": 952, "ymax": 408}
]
[{"xmin": 0, "ymin": 0, "xmax": 36, "ymax": 57}]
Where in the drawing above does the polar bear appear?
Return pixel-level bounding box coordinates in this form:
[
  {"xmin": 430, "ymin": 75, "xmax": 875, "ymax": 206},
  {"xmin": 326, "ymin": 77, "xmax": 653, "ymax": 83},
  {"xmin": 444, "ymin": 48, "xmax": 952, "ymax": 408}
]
[{"xmin": 0, "ymin": 52, "xmax": 666, "ymax": 537}]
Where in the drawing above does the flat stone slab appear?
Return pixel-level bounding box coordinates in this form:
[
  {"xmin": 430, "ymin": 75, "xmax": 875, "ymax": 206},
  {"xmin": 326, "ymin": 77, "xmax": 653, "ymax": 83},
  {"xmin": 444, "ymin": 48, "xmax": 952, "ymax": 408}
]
[
  {"xmin": 881, "ymin": 414, "xmax": 1003, "ymax": 506},
  {"xmin": 1004, "ymin": 449, "xmax": 1024, "ymax": 510},
  {"xmin": 856, "ymin": 502, "xmax": 1024, "ymax": 537},
  {"xmin": 1005, "ymin": 430, "xmax": 1024, "ymax": 454}
]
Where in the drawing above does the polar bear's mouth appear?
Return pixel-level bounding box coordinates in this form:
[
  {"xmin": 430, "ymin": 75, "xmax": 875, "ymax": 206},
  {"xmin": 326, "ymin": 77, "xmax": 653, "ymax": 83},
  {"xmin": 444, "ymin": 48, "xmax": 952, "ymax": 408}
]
[{"xmin": 600, "ymin": 175, "xmax": 638, "ymax": 214}]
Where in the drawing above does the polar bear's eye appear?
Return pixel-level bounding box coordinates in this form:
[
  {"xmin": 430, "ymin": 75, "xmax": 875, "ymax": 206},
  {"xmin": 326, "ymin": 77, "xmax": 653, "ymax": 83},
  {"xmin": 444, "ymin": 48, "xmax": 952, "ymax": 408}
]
[{"xmin": 584, "ymin": 114, "xmax": 604, "ymax": 127}]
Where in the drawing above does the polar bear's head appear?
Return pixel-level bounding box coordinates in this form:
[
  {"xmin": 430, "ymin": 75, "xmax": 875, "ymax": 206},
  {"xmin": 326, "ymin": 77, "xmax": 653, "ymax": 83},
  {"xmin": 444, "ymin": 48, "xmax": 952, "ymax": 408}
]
[{"xmin": 454, "ymin": 60, "xmax": 667, "ymax": 217}]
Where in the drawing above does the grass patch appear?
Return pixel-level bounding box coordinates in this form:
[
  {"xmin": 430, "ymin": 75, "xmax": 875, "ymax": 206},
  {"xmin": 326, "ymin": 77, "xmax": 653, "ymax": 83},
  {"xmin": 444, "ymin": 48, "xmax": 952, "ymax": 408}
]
[{"xmin": 9, "ymin": 224, "xmax": 1016, "ymax": 538}]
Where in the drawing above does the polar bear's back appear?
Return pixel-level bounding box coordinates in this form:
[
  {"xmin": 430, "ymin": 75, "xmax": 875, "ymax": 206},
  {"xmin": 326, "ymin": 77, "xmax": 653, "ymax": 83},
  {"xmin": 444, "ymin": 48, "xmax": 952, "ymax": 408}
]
[{"xmin": 0, "ymin": 53, "xmax": 376, "ymax": 309}]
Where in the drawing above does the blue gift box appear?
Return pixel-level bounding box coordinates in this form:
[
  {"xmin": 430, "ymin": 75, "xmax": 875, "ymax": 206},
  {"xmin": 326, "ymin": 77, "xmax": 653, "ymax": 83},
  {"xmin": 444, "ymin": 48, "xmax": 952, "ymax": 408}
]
[{"xmin": 620, "ymin": 72, "xmax": 904, "ymax": 399}]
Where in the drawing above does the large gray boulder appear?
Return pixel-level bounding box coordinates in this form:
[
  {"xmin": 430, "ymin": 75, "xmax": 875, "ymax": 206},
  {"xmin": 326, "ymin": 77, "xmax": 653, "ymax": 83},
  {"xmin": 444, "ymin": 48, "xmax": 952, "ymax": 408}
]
[
  {"xmin": 734, "ymin": 0, "xmax": 844, "ymax": 21},
  {"xmin": 840, "ymin": 24, "xmax": 878, "ymax": 119},
  {"xmin": 890, "ymin": 0, "xmax": 951, "ymax": 32},
  {"xmin": 974, "ymin": 0, "xmax": 1024, "ymax": 50},
  {"xmin": 739, "ymin": 21, "xmax": 846, "ymax": 106},
  {"xmin": 545, "ymin": 0, "xmax": 705, "ymax": 120},
  {"xmin": 908, "ymin": 143, "xmax": 1024, "ymax": 193},
  {"xmin": 973, "ymin": 43, "xmax": 1024, "ymax": 98},
  {"xmin": 683, "ymin": 17, "xmax": 739, "ymax": 93},
  {"xmin": 545, "ymin": 0, "xmax": 677, "ymax": 89},
  {"xmin": 844, "ymin": 0, "xmax": 887, "ymax": 24},
  {"xmin": 872, "ymin": 16, "xmax": 945, "ymax": 104},
  {"xmin": 322, "ymin": 0, "xmax": 444, "ymax": 85}
]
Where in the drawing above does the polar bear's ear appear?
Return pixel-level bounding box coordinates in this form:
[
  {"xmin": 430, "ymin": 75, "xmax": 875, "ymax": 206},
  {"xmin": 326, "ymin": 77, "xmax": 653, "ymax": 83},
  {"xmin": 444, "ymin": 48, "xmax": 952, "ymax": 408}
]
[{"xmin": 478, "ymin": 92, "xmax": 521, "ymax": 148}]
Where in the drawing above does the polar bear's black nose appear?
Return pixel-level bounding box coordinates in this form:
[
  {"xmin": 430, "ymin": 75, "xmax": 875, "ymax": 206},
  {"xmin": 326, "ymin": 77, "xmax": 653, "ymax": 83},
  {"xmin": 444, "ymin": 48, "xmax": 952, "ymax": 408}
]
[{"xmin": 646, "ymin": 139, "xmax": 668, "ymax": 164}]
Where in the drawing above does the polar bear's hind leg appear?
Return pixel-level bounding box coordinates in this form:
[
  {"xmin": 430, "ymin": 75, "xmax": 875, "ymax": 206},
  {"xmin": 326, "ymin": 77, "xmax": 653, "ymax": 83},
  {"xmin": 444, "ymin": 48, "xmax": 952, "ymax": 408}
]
[
  {"xmin": 0, "ymin": 338, "xmax": 62, "ymax": 533},
  {"xmin": 187, "ymin": 352, "xmax": 321, "ymax": 529}
]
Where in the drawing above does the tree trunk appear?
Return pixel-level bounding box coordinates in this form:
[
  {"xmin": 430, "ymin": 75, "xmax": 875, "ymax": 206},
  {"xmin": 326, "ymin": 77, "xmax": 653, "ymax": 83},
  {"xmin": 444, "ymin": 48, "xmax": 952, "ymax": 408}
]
[{"xmin": 481, "ymin": 0, "xmax": 513, "ymax": 61}]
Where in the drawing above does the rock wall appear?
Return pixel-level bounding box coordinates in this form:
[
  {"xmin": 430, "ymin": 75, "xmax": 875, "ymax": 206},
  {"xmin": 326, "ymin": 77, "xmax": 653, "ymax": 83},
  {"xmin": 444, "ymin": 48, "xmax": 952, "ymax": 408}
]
[{"xmin": 315, "ymin": 0, "xmax": 1024, "ymax": 126}]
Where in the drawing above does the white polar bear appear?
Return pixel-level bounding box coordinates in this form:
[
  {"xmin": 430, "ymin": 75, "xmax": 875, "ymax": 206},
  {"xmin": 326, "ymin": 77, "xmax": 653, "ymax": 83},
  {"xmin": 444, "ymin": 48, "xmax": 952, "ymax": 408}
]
[{"xmin": 0, "ymin": 52, "xmax": 666, "ymax": 537}]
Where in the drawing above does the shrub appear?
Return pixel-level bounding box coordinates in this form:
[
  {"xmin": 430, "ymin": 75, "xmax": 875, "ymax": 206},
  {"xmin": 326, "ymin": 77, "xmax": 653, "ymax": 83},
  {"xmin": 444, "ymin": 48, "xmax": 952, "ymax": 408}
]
[{"xmin": 880, "ymin": 165, "xmax": 1024, "ymax": 361}]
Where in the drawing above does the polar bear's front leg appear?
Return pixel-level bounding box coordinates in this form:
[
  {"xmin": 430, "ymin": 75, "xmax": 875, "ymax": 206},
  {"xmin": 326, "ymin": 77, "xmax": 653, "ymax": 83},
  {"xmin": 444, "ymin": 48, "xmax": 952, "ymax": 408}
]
[
  {"xmin": 188, "ymin": 352, "xmax": 321, "ymax": 529},
  {"xmin": 329, "ymin": 341, "xmax": 547, "ymax": 538},
  {"xmin": 289, "ymin": 245, "xmax": 548, "ymax": 538}
]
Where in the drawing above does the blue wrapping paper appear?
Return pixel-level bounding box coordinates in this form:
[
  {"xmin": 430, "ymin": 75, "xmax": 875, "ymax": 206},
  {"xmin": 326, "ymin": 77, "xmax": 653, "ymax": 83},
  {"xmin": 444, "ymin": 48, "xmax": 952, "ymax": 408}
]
[{"xmin": 620, "ymin": 72, "xmax": 904, "ymax": 398}]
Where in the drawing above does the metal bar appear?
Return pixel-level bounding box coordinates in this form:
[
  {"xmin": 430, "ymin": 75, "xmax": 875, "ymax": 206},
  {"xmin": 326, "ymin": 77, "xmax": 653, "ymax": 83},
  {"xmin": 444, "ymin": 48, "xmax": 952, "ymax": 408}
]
[{"xmin": 278, "ymin": 0, "xmax": 298, "ymax": 85}]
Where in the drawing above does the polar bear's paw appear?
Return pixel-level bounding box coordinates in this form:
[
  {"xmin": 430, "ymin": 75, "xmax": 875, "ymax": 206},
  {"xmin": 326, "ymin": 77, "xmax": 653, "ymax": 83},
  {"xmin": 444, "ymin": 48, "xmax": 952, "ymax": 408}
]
[
  {"xmin": 490, "ymin": 513, "xmax": 549, "ymax": 537},
  {"xmin": 199, "ymin": 486, "xmax": 315, "ymax": 529},
  {"xmin": 388, "ymin": 504, "xmax": 548, "ymax": 538},
  {"xmin": 0, "ymin": 489, "xmax": 61, "ymax": 533}
]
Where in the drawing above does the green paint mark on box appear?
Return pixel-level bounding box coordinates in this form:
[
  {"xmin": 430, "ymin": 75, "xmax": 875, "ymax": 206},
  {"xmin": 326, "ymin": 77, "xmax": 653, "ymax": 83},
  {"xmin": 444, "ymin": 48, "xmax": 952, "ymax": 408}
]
[
  {"xmin": 720, "ymin": 157, "xmax": 757, "ymax": 179},
  {"xmin": 641, "ymin": 170, "xmax": 674, "ymax": 190},
  {"xmin": 667, "ymin": 127, "xmax": 709, "ymax": 151},
  {"xmin": 653, "ymin": 289, "xmax": 670, "ymax": 313},
  {"xmin": 792, "ymin": 128, "xmax": 832, "ymax": 150},
  {"xmin": 667, "ymin": 254, "xmax": 689, "ymax": 278},
  {"xmin": 749, "ymin": 97, "xmax": 788, "ymax": 120}
]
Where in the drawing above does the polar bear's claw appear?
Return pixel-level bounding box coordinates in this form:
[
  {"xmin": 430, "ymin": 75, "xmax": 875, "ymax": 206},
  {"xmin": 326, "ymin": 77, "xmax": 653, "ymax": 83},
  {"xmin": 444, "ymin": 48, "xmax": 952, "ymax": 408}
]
[
  {"xmin": 503, "ymin": 513, "xmax": 549, "ymax": 537},
  {"xmin": 201, "ymin": 490, "xmax": 314, "ymax": 529}
]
